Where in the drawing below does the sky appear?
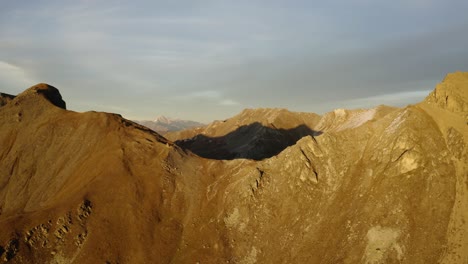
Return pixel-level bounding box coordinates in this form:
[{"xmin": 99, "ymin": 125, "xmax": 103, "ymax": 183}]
[{"xmin": 1, "ymin": 0, "xmax": 468, "ymax": 122}]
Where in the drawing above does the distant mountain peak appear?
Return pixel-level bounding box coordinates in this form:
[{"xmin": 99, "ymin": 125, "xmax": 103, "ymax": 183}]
[
  {"xmin": 153, "ymin": 115, "xmax": 175, "ymax": 124},
  {"xmin": 136, "ymin": 116, "xmax": 205, "ymax": 134}
]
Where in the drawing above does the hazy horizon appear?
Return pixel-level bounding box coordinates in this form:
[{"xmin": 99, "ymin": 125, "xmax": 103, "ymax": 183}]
[{"xmin": 1, "ymin": 0, "xmax": 468, "ymax": 122}]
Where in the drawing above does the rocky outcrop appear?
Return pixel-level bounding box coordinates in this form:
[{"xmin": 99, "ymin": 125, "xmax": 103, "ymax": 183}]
[
  {"xmin": 425, "ymin": 71, "xmax": 468, "ymax": 121},
  {"xmin": 0, "ymin": 93, "xmax": 15, "ymax": 108},
  {"xmin": 13, "ymin": 83, "xmax": 66, "ymax": 109}
]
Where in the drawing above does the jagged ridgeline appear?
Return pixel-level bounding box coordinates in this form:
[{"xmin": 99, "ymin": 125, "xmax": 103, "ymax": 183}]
[{"xmin": 0, "ymin": 73, "xmax": 467, "ymax": 263}]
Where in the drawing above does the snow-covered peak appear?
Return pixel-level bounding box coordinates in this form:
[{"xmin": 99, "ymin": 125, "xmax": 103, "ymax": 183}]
[{"xmin": 154, "ymin": 115, "xmax": 177, "ymax": 124}]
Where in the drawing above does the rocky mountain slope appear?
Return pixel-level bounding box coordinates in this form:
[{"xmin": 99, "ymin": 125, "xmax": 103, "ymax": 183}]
[
  {"xmin": 166, "ymin": 108, "xmax": 321, "ymax": 160},
  {"xmin": 0, "ymin": 72, "xmax": 467, "ymax": 263},
  {"xmin": 135, "ymin": 116, "xmax": 204, "ymax": 134}
]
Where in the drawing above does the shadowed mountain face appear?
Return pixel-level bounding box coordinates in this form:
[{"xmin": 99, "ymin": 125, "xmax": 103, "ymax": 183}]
[
  {"xmin": 0, "ymin": 73, "xmax": 467, "ymax": 263},
  {"xmin": 166, "ymin": 107, "xmax": 323, "ymax": 160},
  {"xmin": 175, "ymin": 122, "xmax": 322, "ymax": 160}
]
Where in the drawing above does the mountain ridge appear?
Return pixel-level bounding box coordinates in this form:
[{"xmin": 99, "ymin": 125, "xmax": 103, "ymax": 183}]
[
  {"xmin": 0, "ymin": 72, "xmax": 467, "ymax": 263},
  {"xmin": 135, "ymin": 116, "xmax": 204, "ymax": 134}
]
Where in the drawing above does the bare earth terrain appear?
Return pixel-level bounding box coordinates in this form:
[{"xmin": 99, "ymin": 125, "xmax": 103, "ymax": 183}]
[{"xmin": 0, "ymin": 72, "xmax": 467, "ymax": 263}]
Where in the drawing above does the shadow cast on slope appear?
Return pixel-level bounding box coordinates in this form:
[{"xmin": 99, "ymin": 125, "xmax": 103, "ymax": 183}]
[{"xmin": 175, "ymin": 122, "xmax": 322, "ymax": 160}]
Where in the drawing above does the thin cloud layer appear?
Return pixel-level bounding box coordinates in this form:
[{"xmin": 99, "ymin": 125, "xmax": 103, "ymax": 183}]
[
  {"xmin": 334, "ymin": 90, "xmax": 433, "ymax": 110},
  {"xmin": 1, "ymin": 1, "xmax": 467, "ymax": 122},
  {"xmin": 0, "ymin": 61, "xmax": 36, "ymax": 90}
]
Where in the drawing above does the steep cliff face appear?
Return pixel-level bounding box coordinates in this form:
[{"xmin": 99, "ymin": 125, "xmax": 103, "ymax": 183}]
[
  {"xmin": 420, "ymin": 72, "xmax": 468, "ymax": 264},
  {"xmin": 424, "ymin": 71, "xmax": 468, "ymax": 122},
  {"xmin": 0, "ymin": 74, "xmax": 467, "ymax": 263}
]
